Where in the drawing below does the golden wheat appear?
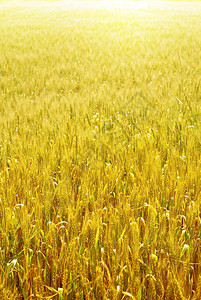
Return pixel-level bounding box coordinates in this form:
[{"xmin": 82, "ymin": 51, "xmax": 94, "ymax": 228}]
[{"xmin": 0, "ymin": 1, "xmax": 201, "ymax": 299}]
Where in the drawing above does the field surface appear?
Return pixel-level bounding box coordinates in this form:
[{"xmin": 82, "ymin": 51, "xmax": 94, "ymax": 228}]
[{"xmin": 0, "ymin": 1, "xmax": 201, "ymax": 299}]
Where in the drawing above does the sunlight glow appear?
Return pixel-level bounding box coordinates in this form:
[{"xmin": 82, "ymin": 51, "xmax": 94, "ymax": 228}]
[
  {"xmin": 0, "ymin": 1, "xmax": 200, "ymax": 12},
  {"xmin": 0, "ymin": 1, "xmax": 150, "ymax": 10}
]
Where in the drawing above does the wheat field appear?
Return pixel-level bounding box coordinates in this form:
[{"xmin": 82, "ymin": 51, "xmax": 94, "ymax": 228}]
[{"xmin": 0, "ymin": 1, "xmax": 201, "ymax": 299}]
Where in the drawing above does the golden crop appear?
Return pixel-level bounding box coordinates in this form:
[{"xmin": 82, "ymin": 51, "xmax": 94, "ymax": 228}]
[{"xmin": 0, "ymin": 1, "xmax": 201, "ymax": 299}]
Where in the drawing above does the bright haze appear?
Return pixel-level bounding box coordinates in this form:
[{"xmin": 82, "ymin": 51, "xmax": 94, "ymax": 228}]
[{"xmin": 0, "ymin": 0, "xmax": 200, "ymax": 12}]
